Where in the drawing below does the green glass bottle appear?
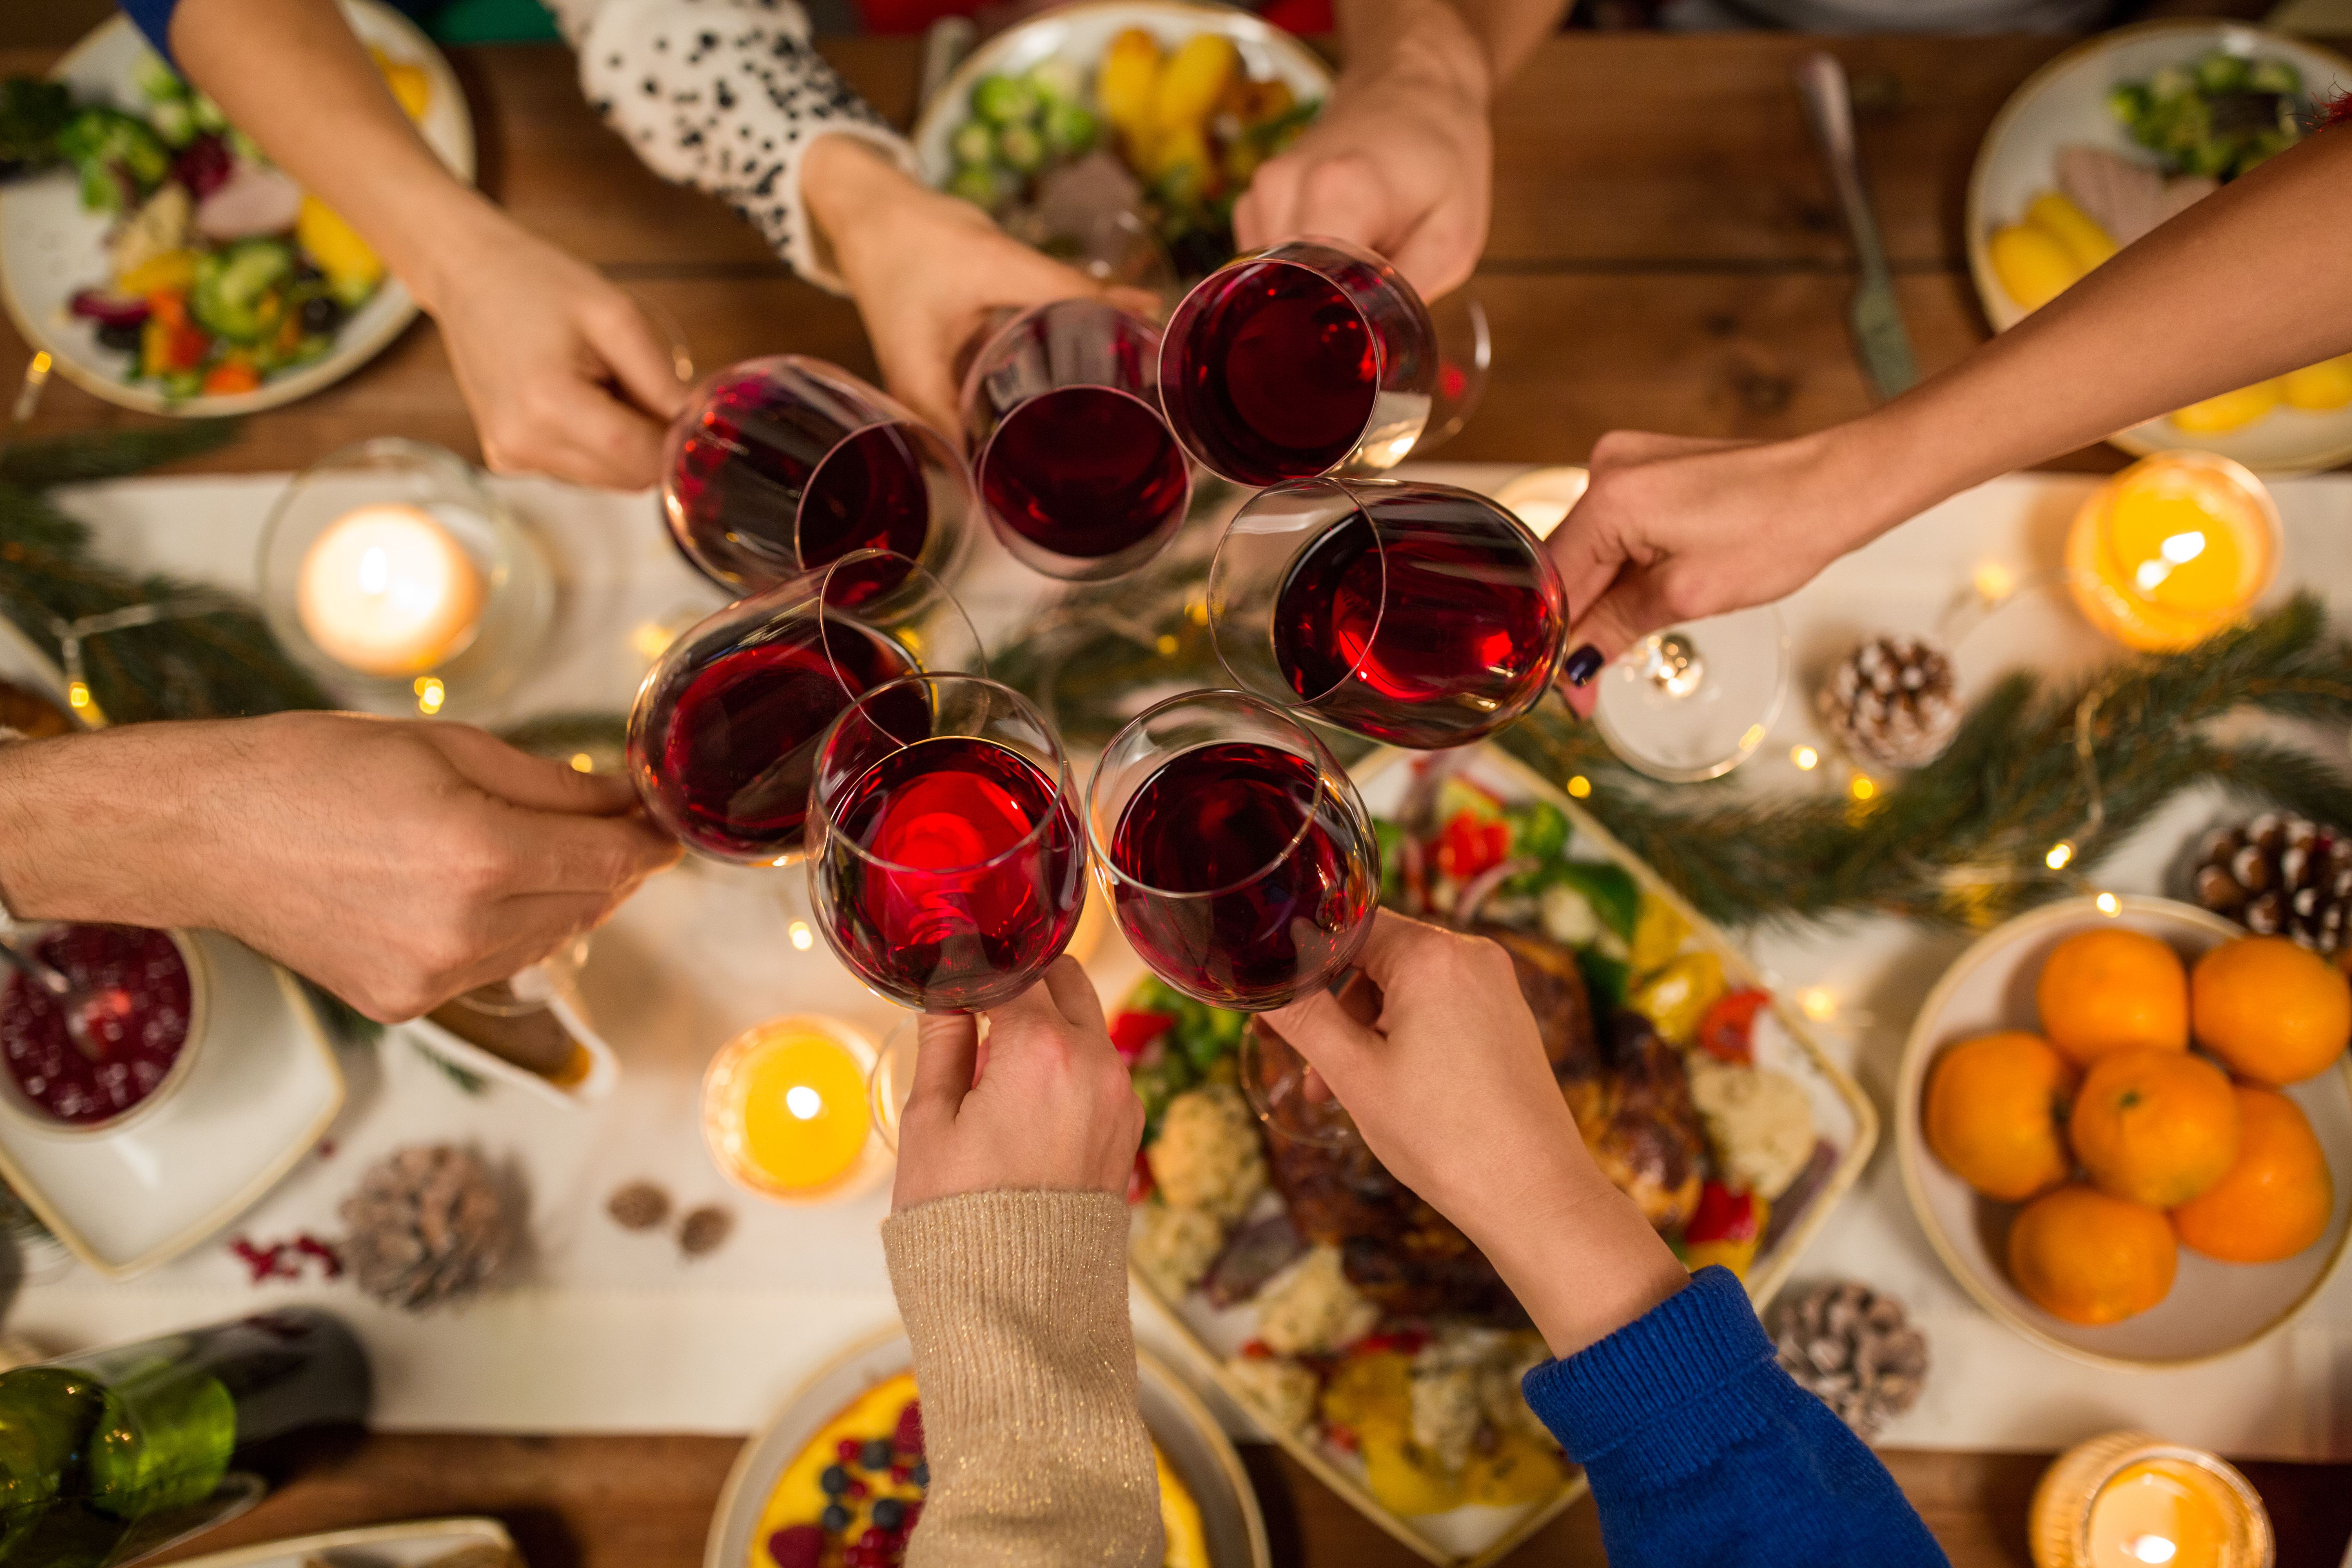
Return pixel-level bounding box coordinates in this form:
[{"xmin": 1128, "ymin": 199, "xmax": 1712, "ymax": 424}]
[{"xmin": 0, "ymin": 1309, "xmax": 371, "ymax": 1566}]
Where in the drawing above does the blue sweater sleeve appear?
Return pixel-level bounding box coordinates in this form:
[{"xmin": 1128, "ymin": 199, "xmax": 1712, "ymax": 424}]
[
  {"xmin": 1521, "ymin": 1267, "xmax": 1949, "ymax": 1568},
  {"xmin": 119, "ymin": 0, "xmax": 181, "ymax": 64}
]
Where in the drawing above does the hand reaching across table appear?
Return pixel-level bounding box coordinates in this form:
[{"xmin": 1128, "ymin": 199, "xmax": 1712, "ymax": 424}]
[
  {"xmin": 1546, "ymin": 120, "xmax": 2352, "ymax": 715},
  {"xmin": 1262, "ymin": 909, "xmax": 1949, "ymax": 1568},
  {"xmin": 0, "ymin": 713, "xmax": 678, "ymax": 1022},
  {"xmin": 882, "ymin": 957, "xmax": 1163, "ymax": 1568}
]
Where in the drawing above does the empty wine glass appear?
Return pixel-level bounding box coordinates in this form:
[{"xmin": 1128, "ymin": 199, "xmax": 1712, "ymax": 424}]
[
  {"xmin": 662, "ymin": 356, "xmax": 973, "ymax": 598},
  {"xmin": 961, "ymin": 298, "xmax": 1193, "ymax": 582},
  {"xmin": 1588, "ymin": 607, "xmax": 1793, "ymax": 782},
  {"xmin": 808, "ymin": 675, "xmax": 1085, "ymax": 1013},
  {"xmin": 626, "ymin": 550, "xmax": 983, "ymax": 867},
  {"xmin": 1087, "ymin": 690, "xmax": 1378, "ymax": 1143},
  {"xmin": 1209, "ymin": 477, "xmax": 1568, "ymax": 750}
]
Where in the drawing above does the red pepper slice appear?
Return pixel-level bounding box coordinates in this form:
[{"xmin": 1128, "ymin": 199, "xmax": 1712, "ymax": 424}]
[
  {"xmin": 1110, "ymin": 1009, "xmax": 1177, "ymax": 1062},
  {"xmin": 1697, "ymin": 988, "xmax": 1772, "ymax": 1065},
  {"xmin": 1684, "ymin": 1180, "xmax": 1760, "ymax": 1244},
  {"xmin": 1435, "ymin": 814, "xmax": 1512, "ymax": 882}
]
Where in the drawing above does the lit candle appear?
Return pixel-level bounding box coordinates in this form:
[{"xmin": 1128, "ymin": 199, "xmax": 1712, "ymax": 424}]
[
  {"xmin": 2065, "ymin": 454, "xmax": 2278, "ymax": 651},
  {"xmin": 2029, "ymin": 1433, "xmax": 2271, "ymax": 1568},
  {"xmin": 702, "ymin": 1016, "xmax": 881, "ymax": 1200},
  {"xmin": 296, "ymin": 503, "xmax": 485, "ymax": 676}
]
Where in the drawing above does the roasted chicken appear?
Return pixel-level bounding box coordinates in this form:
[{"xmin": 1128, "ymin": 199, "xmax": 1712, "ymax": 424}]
[{"xmin": 1263, "ymin": 927, "xmax": 1707, "ymax": 1324}]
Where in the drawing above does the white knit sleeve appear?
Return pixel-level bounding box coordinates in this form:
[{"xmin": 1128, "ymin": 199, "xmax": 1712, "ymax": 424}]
[{"xmin": 549, "ymin": 0, "xmax": 916, "ymax": 294}]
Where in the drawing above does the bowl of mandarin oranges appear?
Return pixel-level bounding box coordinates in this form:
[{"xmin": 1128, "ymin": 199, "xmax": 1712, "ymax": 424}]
[{"xmin": 1898, "ymin": 894, "xmax": 2352, "ymax": 1368}]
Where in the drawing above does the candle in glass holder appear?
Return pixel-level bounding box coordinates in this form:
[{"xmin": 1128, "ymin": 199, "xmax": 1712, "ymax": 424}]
[
  {"xmin": 295, "ymin": 503, "xmax": 485, "ymax": 676},
  {"xmin": 702, "ymin": 1016, "xmax": 883, "ymax": 1201},
  {"xmin": 2029, "ymin": 1432, "xmax": 2272, "ymax": 1568},
  {"xmin": 2065, "ymin": 453, "xmax": 2278, "ymax": 651}
]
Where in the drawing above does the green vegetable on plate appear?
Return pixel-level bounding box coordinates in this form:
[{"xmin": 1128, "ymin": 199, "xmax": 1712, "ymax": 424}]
[
  {"xmin": 191, "ymin": 239, "xmax": 294, "ymax": 345},
  {"xmin": 57, "ymin": 107, "xmax": 170, "ymax": 212},
  {"xmin": 971, "ymin": 73, "xmax": 1042, "ymax": 127}
]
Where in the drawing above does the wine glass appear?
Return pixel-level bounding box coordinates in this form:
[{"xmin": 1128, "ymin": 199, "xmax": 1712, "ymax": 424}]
[
  {"xmin": 1208, "ymin": 477, "xmax": 1568, "ymax": 749},
  {"xmin": 626, "ymin": 551, "xmax": 983, "ymax": 867},
  {"xmin": 1158, "ymin": 236, "xmax": 1491, "ymax": 486},
  {"xmin": 961, "ymin": 298, "xmax": 1193, "ymax": 582},
  {"xmin": 1087, "ymin": 690, "xmax": 1378, "ymax": 1143},
  {"xmin": 1588, "ymin": 607, "xmax": 1793, "ymax": 782},
  {"xmin": 661, "ymin": 356, "xmax": 973, "ymax": 598},
  {"xmin": 807, "ymin": 674, "xmax": 1086, "ymax": 1012}
]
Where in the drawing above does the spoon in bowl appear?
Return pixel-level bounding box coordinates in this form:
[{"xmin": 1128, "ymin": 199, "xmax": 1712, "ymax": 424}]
[{"xmin": 0, "ymin": 940, "xmax": 120, "ymax": 1061}]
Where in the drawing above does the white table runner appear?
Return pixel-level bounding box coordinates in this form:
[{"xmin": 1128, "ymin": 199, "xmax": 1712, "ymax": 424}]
[{"xmin": 9, "ymin": 463, "xmax": 2350, "ymax": 1459}]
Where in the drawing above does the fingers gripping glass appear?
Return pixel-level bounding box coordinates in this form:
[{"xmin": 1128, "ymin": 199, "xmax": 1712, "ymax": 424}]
[
  {"xmin": 1087, "ymin": 691, "xmax": 1378, "ymax": 1144},
  {"xmin": 625, "ymin": 551, "xmax": 984, "ymax": 867},
  {"xmin": 661, "ymin": 355, "xmax": 973, "ymax": 598},
  {"xmin": 808, "ymin": 675, "xmax": 1086, "ymax": 1013}
]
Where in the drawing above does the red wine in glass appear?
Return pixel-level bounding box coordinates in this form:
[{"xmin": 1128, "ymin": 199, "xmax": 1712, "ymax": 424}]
[
  {"xmin": 978, "ymin": 386, "xmax": 1190, "ymax": 568},
  {"xmin": 663, "ymin": 356, "xmax": 969, "ymax": 599},
  {"xmin": 644, "ymin": 615, "xmax": 918, "ymax": 861},
  {"xmin": 1271, "ymin": 491, "xmax": 1566, "ymax": 748},
  {"xmin": 818, "ymin": 737, "xmax": 1083, "ymax": 1011},
  {"xmin": 1159, "ymin": 239, "xmax": 1435, "ymax": 488}
]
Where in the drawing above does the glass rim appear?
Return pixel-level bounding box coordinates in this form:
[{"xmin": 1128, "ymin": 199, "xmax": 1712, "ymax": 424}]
[
  {"xmin": 1085, "ymin": 687, "xmax": 1360, "ymax": 903},
  {"xmin": 810, "ymin": 671, "xmax": 1078, "ymax": 879},
  {"xmin": 795, "ymin": 415, "xmax": 966, "ymax": 572},
  {"xmin": 1208, "ymin": 474, "xmax": 1390, "ymax": 711}
]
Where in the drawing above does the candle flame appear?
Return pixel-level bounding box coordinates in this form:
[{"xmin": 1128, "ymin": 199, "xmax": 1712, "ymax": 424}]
[
  {"xmin": 785, "ymin": 1084, "xmax": 822, "ymax": 1120},
  {"xmin": 2125, "ymin": 1536, "xmax": 2177, "ymax": 1565}
]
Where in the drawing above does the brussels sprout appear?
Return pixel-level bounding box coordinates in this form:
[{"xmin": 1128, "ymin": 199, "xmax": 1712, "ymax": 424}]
[
  {"xmin": 2247, "ymin": 57, "xmax": 2301, "ymax": 96},
  {"xmin": 148, "ymin": 98, "xmax": 196, "ymax": 148},
  {"xmin": 56, "ymin": 109, "xmax": 171, "ymax": 212},
  {"xmin": 996, "ymin": 122, "xmax": 1045, "ymax": 174},
  {"xmin": 1027, "ymin": 57, "xmax": 1084, "ymax": 105},
  {"xmin": 2194, "ymin": 51, "xmax": 2250, "ymax": 94},
  {"xmin": 947, "ymin": 162, "xmax": 1007, "ymax": 211},
  {"xmin": 1042, "ymin": 99, "xmax": 1098, "ymax": 157},
  {"xmin": 191, "ymin": 238, "xmax": 294, "ymax": 345},
  {"xmin": 949, "ymin": 119, "xmax": 996, "ymax": 167},
  {"xmin": 131, "ymin": 50, "xmax": 188, "ymax": 104},
  {"xmin": 971, "ymin": 73, "xmax": 1041, "ymax": 127}
]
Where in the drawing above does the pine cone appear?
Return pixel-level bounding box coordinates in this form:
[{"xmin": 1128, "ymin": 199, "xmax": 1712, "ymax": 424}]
[
  {"xmin": 1766, "ymin": 1281, "xmax": 1927, "ymax": 1441},
  {"xmin": 1816, "ymin": 635, "xmax": 1961, "ymax": 771},
  {"xmin": 339, "ymin": 1145, "xmax": 519, "ymax": 1312},
  {"xmin": 2193, "ymin": 814, "xmax": 2352, "ymax": 957}
]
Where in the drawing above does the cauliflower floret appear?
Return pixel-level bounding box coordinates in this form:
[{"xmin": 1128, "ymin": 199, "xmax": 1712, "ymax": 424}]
[
  {"xmin": 1146, "ymin": 1082, "xmax": 1267, "ymax": 1223},
  {"xmin": 1410, "ymin": 1329, "xmax": 1507, "ymax": 1472},
  {"xmin": 1226, "ymin": 1353, "xmax": 1320, "ymax": 1435},
  {"xmin": 1688, "ymin": 1057, "xmax": 1817, "ymax": 1199},
  {"xmin": 1130, "ymin": 1201, "xmax": 1225, "ymax": 1299},
  {"xmin": 1253, "ymin": 1243, "xmax": 1379, "ymax": 1355},
  {"xmin": 1480, "ymin": 1336, "xmax": 1559, "ymax": 1448}
]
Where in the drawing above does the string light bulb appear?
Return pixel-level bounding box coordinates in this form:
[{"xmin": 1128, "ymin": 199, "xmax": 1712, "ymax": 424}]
[
  {"xmin": 2096, "ymin": 891, "xmax": 2121, "ymax": 915},
  {"xmin": 1791, "ymin": 745, "xmax": 1820, "ymax": 771},
  {"xmin": 1566, "ymin": 775, "xmax": 1592, "ymax": 799},
  {"xmin": 1848, "ymin": 775, "xmax": 1877, "ymax": 801},
  {"xmin": 2046, "ymin": 841, "xmax": 2075, "ymax": 871}
]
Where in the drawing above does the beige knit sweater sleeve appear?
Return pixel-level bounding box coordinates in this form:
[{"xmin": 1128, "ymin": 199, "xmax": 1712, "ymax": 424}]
[{"xmin": 882, "ymin": 1190, "xmax": 1166, "ymax": 1568}]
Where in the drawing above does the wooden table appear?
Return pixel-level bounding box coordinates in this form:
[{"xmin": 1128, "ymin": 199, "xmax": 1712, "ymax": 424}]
[{"xmin": 5, "ymin": 27, "xmax": 2351, "ymax": 1568}]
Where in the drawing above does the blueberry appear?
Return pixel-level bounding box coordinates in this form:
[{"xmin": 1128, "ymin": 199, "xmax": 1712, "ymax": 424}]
[
  {"xmin": 860, "ymin": 1437, "xmax": 893, "ymax": 1470},
  {"xmin": 911, "ymin": 1461, "xmax": 929, "ymax": 1488},
  {"xmin": 298, "ymin": 294, "xmax": 344, "ymax": 334},
  {"xmin": 872, "ymin": 1498, "xmax": 905, "ymax": 1531},
  {"xmin": 819, "ymin": 1503, "xmax": 852, "ymax": 1534},
  {"xmin": 819, "ymin": 1464, "xmax": 850, "ymax": 1495}
]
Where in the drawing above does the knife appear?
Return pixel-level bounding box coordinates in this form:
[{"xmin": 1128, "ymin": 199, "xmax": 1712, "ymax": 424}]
[{"xmin": 1795, "ymin": 51, "xmax": 1919, "ymax": 402}]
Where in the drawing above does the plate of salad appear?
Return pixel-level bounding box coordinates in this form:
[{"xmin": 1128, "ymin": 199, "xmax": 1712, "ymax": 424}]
[
  {"xmin": 911, "ymin": 0, "xmax": 1330, "ymax": 282},
  {"xmin": 0, "ymin": 0, "xmax": 472, "ymax": 416},
  {"xmin": 1094, "ymin": 745, "xmax": 1878, "ymax": 1567},
  {"xmin": 1967, "ymin": 20, "xmax": 2352, "ymax": 472}
]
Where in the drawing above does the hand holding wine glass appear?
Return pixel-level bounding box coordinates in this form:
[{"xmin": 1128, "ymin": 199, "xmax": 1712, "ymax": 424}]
[
  {"xmin": 1260, "ymin": 909, "xmax": 1688, "ymax": 1358},
  {"xmin": 0, "ymin": 714, "xmax": 679, "ymax": 1023},
  {"xmin": 892, "ymin": 958, "xmax": 1144, "ymax": 1210}
]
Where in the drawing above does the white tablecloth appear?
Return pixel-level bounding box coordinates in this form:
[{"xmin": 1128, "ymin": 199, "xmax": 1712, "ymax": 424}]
[{"xmin": 10, "ymin": 463, "xmax": 2351, "ymax": 1460}]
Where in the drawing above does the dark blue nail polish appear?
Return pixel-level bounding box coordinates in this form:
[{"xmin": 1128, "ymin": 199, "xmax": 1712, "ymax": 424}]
[{"xmin": 1564, "ymin": 645, "xmax": 1604, "ymax": 686}]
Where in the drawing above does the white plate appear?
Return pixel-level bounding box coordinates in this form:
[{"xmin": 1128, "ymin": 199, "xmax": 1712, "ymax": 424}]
[
  {"xmin": 704, "ymin": 1327, "xmax": 1270, "ymax": 1568},
  {"xmin": 911, "ymin": 0, "xmax": 1333, "ymax": 188},
  {"xmin": 0, "ymin": 0, "xmax": 475, "ymax": 418},
  {"xmin": 1089, "ymin": 742, "xmax": 1876, "ymax": 1567},
  {"xmin": 1897, "ymin": 894, "xmax": 2352, "ymax": 1370},
  {"xmin": 1966, "ymin": 21, "xmax": 2352, "ymax": 472},
  {"xmin": 163, "ymin": 1516, "xmax": 514, "ymax": 1568}
]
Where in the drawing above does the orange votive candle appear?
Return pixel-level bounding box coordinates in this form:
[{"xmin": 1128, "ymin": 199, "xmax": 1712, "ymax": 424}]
[
  {"xmin": 2065, "ymin": 452, "xmax": 2278, "ymax": 651},
  {"xmin": 702, "ymin": 1016, "xmax": 882, "ymax": 1201}
]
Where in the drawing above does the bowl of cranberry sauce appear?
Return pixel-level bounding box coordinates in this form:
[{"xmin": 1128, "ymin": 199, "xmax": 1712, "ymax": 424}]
[{"xmin": 0, "ymin": 924, "xmax": 205, "ymax": 1134}]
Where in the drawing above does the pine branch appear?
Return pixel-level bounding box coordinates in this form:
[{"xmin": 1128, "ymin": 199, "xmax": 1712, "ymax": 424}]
[{"xmin": 0, "ymin": 421, "xmax": 241, "ymax": 490}]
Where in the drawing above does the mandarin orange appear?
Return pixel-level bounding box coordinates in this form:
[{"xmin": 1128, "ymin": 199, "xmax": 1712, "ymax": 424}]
[
  {"xmin": 2036, "ymin": 928, "xmax": 2188, "ymax": 1068},
  {"xmin": 2190, "ymin": 936, "xmax": 2352, "ymax": 1086},
  {"xmin": 2007, "ymin": 1183, "xmax": 2178, "ymax": 1325},
  {"xmin": 2069, "ymin": 1047, "xmax": 2239, "ymax": 1208},
  {"xmin": 1924, "ymin": 1031, "xmax": 2079, "ymax": 1202},
  {"xmin": 2172, "ymin": 1085, "xmax": 2334, "ymax": 1263}
]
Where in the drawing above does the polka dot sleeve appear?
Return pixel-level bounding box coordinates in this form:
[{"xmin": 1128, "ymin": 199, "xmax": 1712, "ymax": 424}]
[{"xmin": 549, "ymin": 0, "xmax": 915, "ymax": 294}]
